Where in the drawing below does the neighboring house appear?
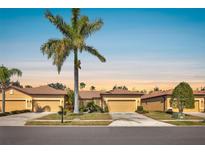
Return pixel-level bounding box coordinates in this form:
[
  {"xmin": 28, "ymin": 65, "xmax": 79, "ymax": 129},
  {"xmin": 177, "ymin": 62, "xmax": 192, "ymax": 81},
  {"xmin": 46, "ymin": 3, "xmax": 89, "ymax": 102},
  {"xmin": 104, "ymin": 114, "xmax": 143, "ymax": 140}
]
[
  {"xmin": 79, "ymin": 89, "xmax": 144, "ymax": 112},
  {"xmin": 141, "ymin": 90, "xmax": 205, "ymax": 112},
  {"xmin": 79, "ymin": 91, "xmax": 102, "ymax": 107},
  {"xmin": 0, "ymin": 86, "xmax": 66, "ymax": 112}
]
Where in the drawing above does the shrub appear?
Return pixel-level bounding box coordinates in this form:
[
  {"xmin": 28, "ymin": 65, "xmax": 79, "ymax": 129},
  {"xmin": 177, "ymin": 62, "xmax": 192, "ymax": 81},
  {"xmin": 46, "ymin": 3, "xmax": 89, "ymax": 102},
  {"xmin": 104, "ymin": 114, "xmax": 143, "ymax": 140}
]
[
  {"xmin": 104, "ymin": 105, "xmax": 109, "ymax": 113},
  {"xmin": 166, "ymin": 109, "xmax": 173, "ymax": 114},
  {"xmin": 84, "ymin": 101, "xmax": 103, "ymax": 113},
  {"xmin": 137, "ymin": 106, "xmax": 143, "ymax": 112},
  {"xmin": 172, "ymin": 112, "xmax": 185, "ymax": 119},
  {"xmin": 65, "ymin": 102, "xmax": 73, "ymax": 112},
  {"xmin": 0, "ymin": 112, "xmax": 10, "ymax": 117},
  {"xmin": 58, "ymin": 110, "xmax": 67, "ymax": 115},
  {"xmin": 136, "ymin": 106, "xmax": 149, "ymax": 114},
  {"xmin": 10, "ymin": 110, "xmax": 20, "ymax": 114},
  {"xmin": 10, "ymin": 109, "xmax": 31, "ymax": 114},
  {"xmin": 58, "ymin": 106, "xmax": 67, "ymax": 115}
]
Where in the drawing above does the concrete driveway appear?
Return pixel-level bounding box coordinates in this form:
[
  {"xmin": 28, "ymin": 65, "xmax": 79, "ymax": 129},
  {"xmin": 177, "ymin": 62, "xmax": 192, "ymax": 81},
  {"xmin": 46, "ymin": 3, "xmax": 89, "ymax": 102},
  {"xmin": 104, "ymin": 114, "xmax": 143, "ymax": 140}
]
[
  {"xmin": 109, "ymin": 112, "xmax": 173, "ymax": 127},
  {"xmin": 185, "ymin": 112, "xmax": 205, "ymax": 118},
  {"xmin": 0, "ymin": 112, "xmax": 53, "ymax": 126}
]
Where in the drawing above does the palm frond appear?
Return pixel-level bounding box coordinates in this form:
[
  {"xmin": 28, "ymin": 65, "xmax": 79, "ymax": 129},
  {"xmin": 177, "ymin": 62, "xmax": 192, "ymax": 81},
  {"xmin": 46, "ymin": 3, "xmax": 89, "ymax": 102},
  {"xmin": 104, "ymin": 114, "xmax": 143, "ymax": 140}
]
[
  {"xmin": 82, "ymin": 19, "xmax": 103, "ymax": 37},
  {"xmin": 45, "ymin": 10, "xmax": 73, "ymax": 39},
  {"xmin": 83, "ymin": 45, "xmax": 106, "ymax": 62},
  {"xmin": 71, "ymin": 8, "xmax": 80, "ymax": 30},
  {"xmin": 0, "ymin": 66, "xmax": 9, "ymax": 85},
  {"xmin": 41, "ymin": 39, "xmax": 72, "ymax": 73},
  {"xmin": 9, "ymin": 68, "xmax": 22, "ymax": 77}
]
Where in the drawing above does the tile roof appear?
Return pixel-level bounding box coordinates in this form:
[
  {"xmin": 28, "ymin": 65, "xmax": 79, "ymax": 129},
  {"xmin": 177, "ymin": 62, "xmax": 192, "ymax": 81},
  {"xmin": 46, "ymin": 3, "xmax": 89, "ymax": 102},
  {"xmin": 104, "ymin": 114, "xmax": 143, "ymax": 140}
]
[
  {"xmin": 5, "ymin": 85, "xmax": 67, "ymax": 95},
  {"xmin": 79, "ymin": 91, "xmax": 103, "ymax": 99},
  {"xmin": 141, "ymin": 90, "xmax": 205, "ymax": 99},
  {"xmin": 101, "ymin": 89, "xmax": 144, "ymax": 95}
]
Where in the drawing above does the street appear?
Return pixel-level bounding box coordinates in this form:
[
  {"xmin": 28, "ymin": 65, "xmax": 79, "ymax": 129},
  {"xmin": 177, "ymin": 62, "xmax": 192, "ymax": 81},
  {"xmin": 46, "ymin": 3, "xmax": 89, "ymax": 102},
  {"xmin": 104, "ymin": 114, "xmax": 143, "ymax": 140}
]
[{"xmin": 0, "ymin": 126, "xmax": 205, "ymax": 145}]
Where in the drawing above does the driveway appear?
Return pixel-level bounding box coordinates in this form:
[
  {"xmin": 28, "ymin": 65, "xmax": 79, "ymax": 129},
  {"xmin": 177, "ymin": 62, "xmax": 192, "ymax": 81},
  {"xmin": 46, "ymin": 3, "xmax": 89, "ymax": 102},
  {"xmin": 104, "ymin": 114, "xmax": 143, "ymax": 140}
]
[
  {"xmin": 109, "ymin": 112, "xmax": 173, "ymax": 126},
  {"xmin": 185, "ymin": 112, "xmax": 205, "ymax": 118},
  {"xmin": 0, "ymin": 112, "xmax": 53, "ymax": 126}
]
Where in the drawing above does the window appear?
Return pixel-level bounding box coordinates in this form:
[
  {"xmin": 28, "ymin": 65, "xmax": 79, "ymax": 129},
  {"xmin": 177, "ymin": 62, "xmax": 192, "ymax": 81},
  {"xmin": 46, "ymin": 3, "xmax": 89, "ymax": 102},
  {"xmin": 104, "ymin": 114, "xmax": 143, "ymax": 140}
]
[{"xmin": 10, "ymin": 90, "xmax": 14, "ymax": 95}]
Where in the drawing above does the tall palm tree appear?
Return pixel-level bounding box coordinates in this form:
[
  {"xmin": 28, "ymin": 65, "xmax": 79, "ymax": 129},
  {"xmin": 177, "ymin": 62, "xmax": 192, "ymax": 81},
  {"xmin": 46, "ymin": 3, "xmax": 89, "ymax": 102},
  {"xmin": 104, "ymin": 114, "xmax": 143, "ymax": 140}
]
[
  {"xmin": 0, "ymin": 65, "xmax": 22, "ymax": 113},
  {"xmin": 41, "ymin": 8, "xmax": 106, "ymax": 113}
]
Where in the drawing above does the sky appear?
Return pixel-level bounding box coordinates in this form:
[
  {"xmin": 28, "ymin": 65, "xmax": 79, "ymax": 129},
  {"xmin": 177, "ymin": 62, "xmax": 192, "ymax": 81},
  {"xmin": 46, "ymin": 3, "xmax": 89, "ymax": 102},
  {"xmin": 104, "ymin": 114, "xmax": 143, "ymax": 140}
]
[{"xmin": 0, "ymin": 8, "xmax": 205, "ymax": 90}]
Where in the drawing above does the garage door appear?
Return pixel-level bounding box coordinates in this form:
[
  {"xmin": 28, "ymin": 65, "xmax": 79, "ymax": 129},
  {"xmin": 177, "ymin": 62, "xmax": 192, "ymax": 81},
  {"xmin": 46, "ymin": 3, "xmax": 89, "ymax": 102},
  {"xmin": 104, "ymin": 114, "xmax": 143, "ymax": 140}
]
[
  {"xmin": 5, "ymin": 100, "xmax": 27, "ymax": 112},
  {"xmin": 107, "ymin": 100, "xmax": 136, "ymax": 112},
  {"xmin": 142, "ymin": 101, "xmax": 164, "ymax": 111},
  {"xmin": 33, "ymin": 100, "xmax": 61, "ymax": 112}
]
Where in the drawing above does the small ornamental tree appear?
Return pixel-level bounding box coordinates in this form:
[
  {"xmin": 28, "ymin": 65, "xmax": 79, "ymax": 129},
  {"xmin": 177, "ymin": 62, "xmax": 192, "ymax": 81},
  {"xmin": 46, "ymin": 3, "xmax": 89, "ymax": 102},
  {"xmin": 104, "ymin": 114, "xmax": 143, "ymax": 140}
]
[{"xmin": 171, "ymin": 82, "xmax": 194, "ymax": 117}]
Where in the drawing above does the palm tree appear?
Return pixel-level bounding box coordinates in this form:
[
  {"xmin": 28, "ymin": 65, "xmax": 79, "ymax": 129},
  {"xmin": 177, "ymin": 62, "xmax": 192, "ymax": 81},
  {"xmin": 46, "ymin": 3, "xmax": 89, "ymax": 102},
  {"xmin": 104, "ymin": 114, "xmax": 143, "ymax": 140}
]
[
  {"xmin": 0, "ymin": 65, "xmax": 22, "ymax": 113},
  {"xmin": 41, "ymin": 8, "xmax": 106, "ymax": 113}
]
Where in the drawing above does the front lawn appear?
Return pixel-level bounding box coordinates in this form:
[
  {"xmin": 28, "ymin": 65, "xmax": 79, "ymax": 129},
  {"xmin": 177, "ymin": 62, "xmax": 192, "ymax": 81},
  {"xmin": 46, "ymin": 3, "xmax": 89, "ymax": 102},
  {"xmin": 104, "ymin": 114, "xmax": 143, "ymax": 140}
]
[
  {"xmin": 37, "ymin": 113, "xmax": 112, "ymax": 120},
  {"xmin": 144, "ymin": 111, "xmax": 204, "ymax": 120},
  {"xmin": 167, "ymin": 121, "xmax": 205, "ymax": 126},
  {"xmin": 25, "ymin": 120, "xmax": 112, "ymax": 126}
]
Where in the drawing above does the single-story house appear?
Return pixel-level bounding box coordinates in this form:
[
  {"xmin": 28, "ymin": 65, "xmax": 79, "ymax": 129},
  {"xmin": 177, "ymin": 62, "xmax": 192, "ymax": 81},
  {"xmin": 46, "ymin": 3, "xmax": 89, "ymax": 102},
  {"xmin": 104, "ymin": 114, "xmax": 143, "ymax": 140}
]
[
  {"xmin": 79, "ymin": 89, "xmax": 144, "ymax": 112},
  {"xmin": 0, "ymin": 86, "xmax": 66, "ymax": 112},
  {"xmin": 79, "ymin": 90, "xmax": 103, "ymax": 107},
  {"xmin": 141, "ymin": 90, "xmax": 205, "ymax": 112}
]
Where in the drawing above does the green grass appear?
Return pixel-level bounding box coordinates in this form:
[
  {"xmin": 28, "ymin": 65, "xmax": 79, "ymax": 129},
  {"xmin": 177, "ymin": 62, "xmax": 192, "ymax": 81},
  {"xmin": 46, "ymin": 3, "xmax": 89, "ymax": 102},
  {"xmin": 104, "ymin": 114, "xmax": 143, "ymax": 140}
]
[
  {"xmin": 166, "ymin": 121, "xmax": 205, "ymax": 126},
  {"xmin": 37, "ymin": 113, "xmax": 112, "ymax": 120},
  {"xmin": 144, "ymin": 111, "xmax": 204, "ymax": 120},
  {"xmin": 25, "ymin": 120, "xmax": 112, "ymax": 126}
]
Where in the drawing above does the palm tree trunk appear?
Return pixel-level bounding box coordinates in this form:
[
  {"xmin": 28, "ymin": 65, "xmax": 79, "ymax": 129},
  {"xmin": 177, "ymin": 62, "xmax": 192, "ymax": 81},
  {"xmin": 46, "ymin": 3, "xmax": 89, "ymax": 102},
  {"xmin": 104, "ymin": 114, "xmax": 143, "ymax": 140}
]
[
  {"xmin": 73, "ymin": 50, "xmax": 79, "ymax": 113},
  {"xmin": 1, "ymin": 88, "xmax": 5, "ymax": 113}
]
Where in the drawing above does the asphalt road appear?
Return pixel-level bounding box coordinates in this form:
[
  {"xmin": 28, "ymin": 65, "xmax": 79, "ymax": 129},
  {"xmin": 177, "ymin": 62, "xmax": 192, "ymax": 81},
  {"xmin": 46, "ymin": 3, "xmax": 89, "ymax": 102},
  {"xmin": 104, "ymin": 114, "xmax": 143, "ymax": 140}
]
[{"xmin": 0, "ymin": 126, "xmax": 205, "ymax": 145}]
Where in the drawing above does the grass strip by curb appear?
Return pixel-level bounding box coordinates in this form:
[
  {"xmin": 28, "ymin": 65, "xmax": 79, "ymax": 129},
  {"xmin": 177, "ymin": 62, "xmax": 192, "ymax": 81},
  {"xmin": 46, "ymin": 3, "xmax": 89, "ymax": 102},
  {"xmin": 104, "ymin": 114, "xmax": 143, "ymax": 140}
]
[
  {"xmin": 25, "ymin": 120, "xmax": 112, "ymax": 126},
  {"xmin": 165, "ymin": 121, "xmax": 205, "ymax": 126}
]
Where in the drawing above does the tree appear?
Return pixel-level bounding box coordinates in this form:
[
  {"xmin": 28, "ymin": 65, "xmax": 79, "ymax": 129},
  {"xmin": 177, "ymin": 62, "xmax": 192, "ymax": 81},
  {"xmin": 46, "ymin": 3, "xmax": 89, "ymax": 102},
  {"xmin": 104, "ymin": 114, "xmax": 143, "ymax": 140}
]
[
  {"xmin": 25, "ymin": 85, "xmax": 32, "ymax": 88},
  {"xmin": 154, "ymin": 86, "xmax": 160, "ymax": 92},
  {"xmin": 171, "ymin": 82, "xmax": 194, "ymax": 117},
  {"xmin": 48, "ymin": 82, "xmax": 66, "ymax": 90},
  {"xmin": 80, "ymin": 82, "xmax": 86, "ymax": 89},
  {"xmin": 0, "ymin": 65, "xmax": 22, "ymax": 113},
  {"xmin": 113, "ymin": 85, "xmax": 128, "ymax": 90},
  {"xmin": 41, "ymin": 9, "xmax": 106, "ymax": 113},
  {"xmin": 10, "ymin": 80, "xmax": 23, "ymax": 88},
  {"xmin": 90, "ymin": 86, "xmax": 96, "ymax": 91},
  {"xmin": 66, "ymin": 88, "xmax": 74, "ymax": 111},
  {"xmin": 201, "ymin": 87, "xmax": 205, "ymax": 91}
]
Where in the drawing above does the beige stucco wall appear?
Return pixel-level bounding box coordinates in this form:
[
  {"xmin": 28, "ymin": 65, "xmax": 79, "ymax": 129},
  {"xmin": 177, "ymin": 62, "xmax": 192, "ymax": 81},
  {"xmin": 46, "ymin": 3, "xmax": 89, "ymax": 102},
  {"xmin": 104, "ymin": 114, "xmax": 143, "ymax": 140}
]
[
  {"xmin": 142, "ymin": 95, "xmax": 205, "ymax": 112},
  {"xmin": 0, "ymin": 88, "xmax": 65, "ymax": 112},
  {"xmin": 0, "ymin": 88, "xmax": 32, "ymax": 112},
  {"xmin": 166, "ymin": 96, "xmax": 205, "ymax": 112}
]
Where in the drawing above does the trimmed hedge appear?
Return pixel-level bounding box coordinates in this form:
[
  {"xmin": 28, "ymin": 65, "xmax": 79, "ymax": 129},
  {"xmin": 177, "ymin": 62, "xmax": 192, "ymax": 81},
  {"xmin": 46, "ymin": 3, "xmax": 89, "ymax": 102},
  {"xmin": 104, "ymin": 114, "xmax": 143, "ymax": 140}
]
[
  {"xmin": 136, "ymin": 106, "xmax": 149, "ymax": 114},
  {"xmin": 0, "ymin": 112, "xmax": 10, "ymax": 117},
  {"xmin": 0, "ymin": 109, "xmax": 31, "ymax": 117},
  {"xmin": 10, "ymin": 109, "xmax": 31, "ymax": 114}
]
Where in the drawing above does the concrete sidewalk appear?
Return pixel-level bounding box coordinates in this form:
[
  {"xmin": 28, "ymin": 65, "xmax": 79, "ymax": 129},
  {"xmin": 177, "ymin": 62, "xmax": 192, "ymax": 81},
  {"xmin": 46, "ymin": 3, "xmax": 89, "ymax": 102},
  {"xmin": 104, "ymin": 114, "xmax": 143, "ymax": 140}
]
[
  {"xmin": 0, "ymin": 112, "xmax": 53, "ymax": 126},
  {"xmin": 185, "ymin": 112, "xmax": 205, "ymax": 118},
  {"xmin": 109, "ymin": 112, "xmax": 174, "ymax": 127}
]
